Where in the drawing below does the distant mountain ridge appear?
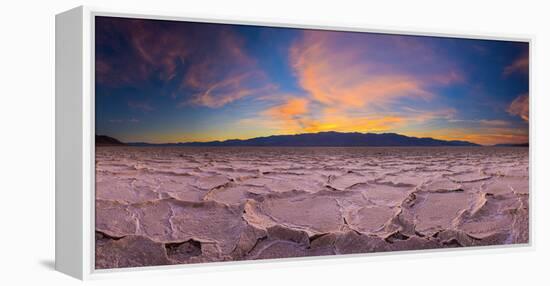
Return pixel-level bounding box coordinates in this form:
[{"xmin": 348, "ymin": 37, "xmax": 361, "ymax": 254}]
[
  {"xmin": 123, "ymin": 131, "xmax": 481, "ymax": 147},
  {"xmin": 493, "ymin": 142, "xmax": 529, "ymax": 147},
  {"xmin": 96, "ymin": 135, "xmax": 126, "ymax": 146}
]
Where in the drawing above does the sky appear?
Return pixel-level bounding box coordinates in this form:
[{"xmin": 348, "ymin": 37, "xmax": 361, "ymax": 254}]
[{"xmin": 95, "ymin": 16, "xmax": 529, "ymax": 145}]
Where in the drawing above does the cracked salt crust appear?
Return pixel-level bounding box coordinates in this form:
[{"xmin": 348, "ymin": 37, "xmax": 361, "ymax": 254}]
[{"xmin": 94, "ymin": 147, "xmax": 529, "ymax": 269}]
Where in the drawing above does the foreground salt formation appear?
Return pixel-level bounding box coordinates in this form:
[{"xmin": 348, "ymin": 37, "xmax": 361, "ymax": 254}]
[{"xmin": 95, "ymin": 147, "xmax": 529, "ymax": 269}]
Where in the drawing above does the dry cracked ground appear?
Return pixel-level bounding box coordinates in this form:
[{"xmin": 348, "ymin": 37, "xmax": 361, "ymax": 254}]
[{"xmin": 95, "ymin": 147, "xmax": 529, "ymax": 269}]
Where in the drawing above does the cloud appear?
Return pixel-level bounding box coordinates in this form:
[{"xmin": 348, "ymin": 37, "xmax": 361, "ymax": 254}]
[
  {"xmin": 262, "ymin": 97, "xmax": 310, "ymax": 131},
  {"xmin": 108, "ymin": 118, "xmax": 140, "ymax": 123},
  {"xmin": 95, "ymin": 18, "xmax": 178, "ymax": 85},
  {"xmin": 503, "ymin": 55, "xmax": 529, "ymax": 76},
  {"xmin": 301, "ymin": 113, "xmax": 404, "ymax": 134},
  {"xmin": 400, "ymin": 107, "xmax": 457, "ymax": 122},
  {"xmin": 253, "ymin": 31, "xmax": 464, "ymax": 136},
  {"xmin": 410, "ymin": 113, "xmax": 527, "ymax": 145},
  {"xmin": 264, "ymin": 97, "xmax": 309, "ymax": 118},
  {"xmin": 187, "ymin": 72, "xmax": 277, "ymax": 108},
  {"xmin": 259, "ymin": 97, "xmax": 405, "ymax": 134},
  {"xmin": 96, "ymin": 17, "xmax": 273, "ymax": 108},
  {"xmin": 128, "ymin": 101, "xmax": 154, "ymax": 112},
  {"xmin": 479, "ymin": 119, "xmax": 510, "ymax": 127},
  {"xmin": 431, "ymin": 70, "xmax": 465, "ymax": 85},
  {"xmin": 289, "ymin": 31, "xmax": 434, "ymax": 109},
  {"xmin": 129, "ymin": 22, "xmax": 188, "ymax": 81},
  {"xmin": 507, "ymin": 93, "xmax": 529, "ymax": 121},
  {"xmin": 177, "ymin": 32, "xmax": 273, "ymax": 108},
  {"xmin": 408, "ymin": 126, "xmax": 528, "ymax": 145},
  {"xmin": 245, "ymin": 31, "xmax": 469, "ymax": 136}
]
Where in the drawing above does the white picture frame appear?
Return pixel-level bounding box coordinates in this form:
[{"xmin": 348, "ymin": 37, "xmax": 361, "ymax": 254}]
[{"xmin": 55, "ymin": 6, "xmax": 533, "ymax": 280}]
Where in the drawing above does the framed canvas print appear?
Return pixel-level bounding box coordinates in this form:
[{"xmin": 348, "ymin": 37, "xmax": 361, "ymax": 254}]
[{"xmin": 55, "ymin": 6, "xmax": 531, "ymax": 280}]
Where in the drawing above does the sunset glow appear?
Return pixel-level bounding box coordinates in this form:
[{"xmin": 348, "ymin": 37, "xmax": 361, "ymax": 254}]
[{"xmin": 95, "ymin": 17, "xmax": 529, "ymax": 145}]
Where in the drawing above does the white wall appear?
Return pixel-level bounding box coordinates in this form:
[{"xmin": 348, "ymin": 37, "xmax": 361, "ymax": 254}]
[{"xmin": 0, "ymin": 0, "xmax": 548, "ymax": 285}]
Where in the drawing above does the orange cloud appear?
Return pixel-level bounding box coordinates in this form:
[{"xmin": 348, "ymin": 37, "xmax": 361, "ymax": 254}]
[
  {"xmin": 503, "ymin": 55, "xmax": 529, "ymax": 76},
  {"xmin": 301, "ymin": 114, "xmax": 404, "ymax": 134},
  {"xmin": 444, "ymin": 133, "xmax": 527, "ymax": 146},
  {"xmin": 260, "ymin": 97, "xmax": 404, "ymax": 134},
  {"xmin": 407, "ymin": 127, "xmax": 528, "ymax": 146},
  {"xmin": 262, "ymin": 97, "xmax": 310, "ymax": 132},
  {"xmin": 507, "ymin": 93, "xmax": 529, "ymax": 121},
  {"xmin": 290, "ymin": 31, "xmax": 432, "ymax": 109},
  {"xmin": 264, "ymin": 97, "xmax": 309, "ymax": 118}
]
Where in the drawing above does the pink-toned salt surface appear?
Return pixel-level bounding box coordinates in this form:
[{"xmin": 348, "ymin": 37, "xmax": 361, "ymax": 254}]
[{"xmin": 95, "ymin": 147, "xmax": 529, "ymax": 269}]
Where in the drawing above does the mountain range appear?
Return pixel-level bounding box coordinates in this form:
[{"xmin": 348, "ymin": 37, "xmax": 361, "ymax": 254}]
[
  {"xmin": 95, "ymin": 135, "xmax": 126, "ymax": 146},
  {"xmin": 96, "ymin": 132, "xmax": 484, "ymax": 147}
]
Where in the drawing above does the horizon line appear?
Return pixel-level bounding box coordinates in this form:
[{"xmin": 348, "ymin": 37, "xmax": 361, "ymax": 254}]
[{"xmin": 96, "ymin": 131, "xmax": 528, "ymax": 147}]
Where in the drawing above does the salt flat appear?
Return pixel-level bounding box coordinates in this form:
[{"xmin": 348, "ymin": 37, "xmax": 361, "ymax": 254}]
[{"xmin": 95, "ymin": 147, "xmax": 529, "ymax": 269}]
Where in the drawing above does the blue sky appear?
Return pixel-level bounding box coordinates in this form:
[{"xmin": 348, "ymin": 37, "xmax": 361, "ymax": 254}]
[{"xmin": 95, "ymin": 16, "xmax": 529, "ymax": 145}]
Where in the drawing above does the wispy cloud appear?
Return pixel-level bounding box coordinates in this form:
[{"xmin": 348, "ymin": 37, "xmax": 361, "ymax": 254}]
[
  {"xmin": 301, "ymin": 113, "xmax": 404, "ymax": 134},
  {"xmin": 289, "ymin": 31, "xmax": 434, "ymax": 109},
  {"xmin": 95, "ymin": 18, "xmax": 184, "ymax": 85},
  {"xmin": 108, "ymin": 118, "xmax": 140, "ymax": 123},
  {"xmin": 251, "ymin": 31, "xmax": 463, "ymax": 135},
  {"xmin": 479, "ymin": 119, "xmax": 510, "ymax": 127},
  {"xmin": 399, "ymin": 107, "xmax": 457, "ymax": 122},
  {"xmin": 261, "ymin": 97, "xmax": 310, "ymax": 132},
  {"xmin": 177, "ymin": 32, "xmax": 275, "ymax": 108},
  {"xmin": 128, "ymin": 101, "xmax": 154, "ymax": 112},
  {"xmin": 264, "ymin": 97, "xmax": 309, "ymax": 119},
  {"xmin": 186, "ymin": 73, "xmax": 277, "ymax": 108},
  {"xmin": 503, "ymin": 54, "xmax": 529, "ymax": 76},
  {"xmin": 96, "ymin": 18, "xmax": 529, "ymax": 145},
  {"xmin": 96, "ymin": 18, "xmax": 274, "ymax": 108},
  {"xmin": 507, "ymin": 93, "xmax": 529, "ymax": 121},
  {"xmin": 408, "ymin": 126, "xmax": 528, "ymax": 145},
  {"xmin": 259, "ymin": 97, "xmax": 405, "ymax": 134}
]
